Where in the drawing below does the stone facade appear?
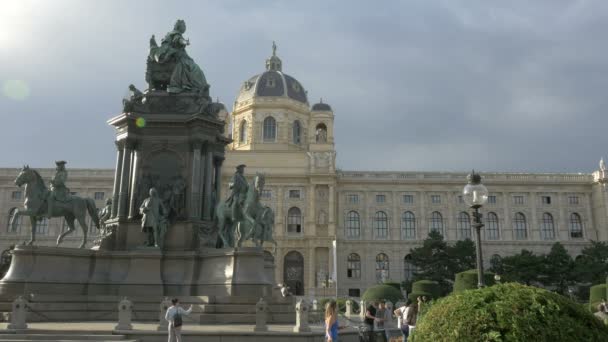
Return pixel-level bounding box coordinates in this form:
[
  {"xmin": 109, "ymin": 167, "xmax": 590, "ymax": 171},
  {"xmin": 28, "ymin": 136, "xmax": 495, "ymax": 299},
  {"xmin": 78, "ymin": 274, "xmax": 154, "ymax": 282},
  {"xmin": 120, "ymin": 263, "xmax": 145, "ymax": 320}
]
[{"xmin": 2, "ymin": 46, "xmax": 608, "ymax": 298}]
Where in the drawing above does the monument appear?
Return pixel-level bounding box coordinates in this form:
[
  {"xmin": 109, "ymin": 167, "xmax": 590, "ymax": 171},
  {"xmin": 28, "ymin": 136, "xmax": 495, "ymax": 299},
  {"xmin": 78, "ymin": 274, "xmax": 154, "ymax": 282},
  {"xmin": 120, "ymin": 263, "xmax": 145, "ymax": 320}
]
[{"xmin": 0, "ymin": 20, "xmax": 291, "ymax": 324}]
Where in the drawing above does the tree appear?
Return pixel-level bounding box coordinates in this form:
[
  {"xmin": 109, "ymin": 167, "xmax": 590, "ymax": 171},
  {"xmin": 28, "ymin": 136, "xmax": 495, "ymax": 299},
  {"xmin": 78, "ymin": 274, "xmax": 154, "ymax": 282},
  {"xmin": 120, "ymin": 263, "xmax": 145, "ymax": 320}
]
[
  {"xmin": 500, "ymin": 250, "xmax": 544, "ymax": 285},
  {"xmin": 573, "ymin": 241, "xmax": 608, "ymax": 284},
  {"xmin": 541, "ymin": 242, "xmax": 574, "ymax": 295},
  {"xmin": 449, "ymin": 239, "xmax": 476, "ymax": 274}
]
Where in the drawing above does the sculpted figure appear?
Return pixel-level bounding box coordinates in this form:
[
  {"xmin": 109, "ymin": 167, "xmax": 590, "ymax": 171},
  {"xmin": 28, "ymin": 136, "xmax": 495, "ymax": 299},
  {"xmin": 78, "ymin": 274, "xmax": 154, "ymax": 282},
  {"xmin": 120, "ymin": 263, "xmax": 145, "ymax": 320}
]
[
  {"xmin": 170, "ymin": 175, "xmax": 187, "ymax": 217},
  {"xmin": 122, "ymin": 84, "xmax": 143, "ymax": 112},
  {"xmin": 140, "ymin": 188, "xmax": 169, "ymax": 248},
  {"xmin": 226, "ymin": 164, "xmax": 248, "ymax": 220},
  {"xmin": 98, "ymin": 198, "xmax": 112, "ymax": 231},
  {"xmin": 47, "ymin": 161, "xmax": 70, "ymax": 217},
  {"xmin": 148, "ymin": 20, "xmax": 209, "ymax": 94},
  {"xmin": 316, "ymin": 127, "xmax": 327, "ymax": 143}
]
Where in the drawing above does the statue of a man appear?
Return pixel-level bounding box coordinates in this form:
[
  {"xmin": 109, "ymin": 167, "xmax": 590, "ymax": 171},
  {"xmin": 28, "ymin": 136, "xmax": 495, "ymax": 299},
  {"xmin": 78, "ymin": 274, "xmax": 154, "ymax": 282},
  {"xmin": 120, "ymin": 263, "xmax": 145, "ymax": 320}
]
[
  {"xmin": 47, "ymin": 160, "xmax": 69, "ymax": 217},
  {"xmin": 170, "ymin": 175, "xmax": 187, "ymax": 217},
  {"xmin": 226, "ymin": 164, "xmax": 248, "ymax": 220},
  {"xmin": 139, "ymin": 188, "xmax": 168, "ymax": 247},
  {"xmin": 98, "ymin": 198, "xmax": 112, "ymax": 232}
]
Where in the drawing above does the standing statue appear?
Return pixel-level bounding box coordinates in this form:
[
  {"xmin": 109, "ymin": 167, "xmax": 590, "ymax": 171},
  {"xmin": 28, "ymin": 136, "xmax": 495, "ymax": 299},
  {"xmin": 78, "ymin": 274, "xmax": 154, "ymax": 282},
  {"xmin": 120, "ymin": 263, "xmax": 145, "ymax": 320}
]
[
  {"xmin": 47, "ymin": 161, "xmax": 70, "ymax": 218},
  {"xmin": 98, "ymin": 198, "xmax": 112, "ymax": 233},
  {"xmin": 148, "ymin": 20, "xmax": 209, "ymax": 95},
  {"xmin": 11, "ymin": 165, "xmax": 99, "ymax": 248},
  {"xmin": 139, "ymin": 188, "xmax": 169, "ymax": 248},
  {"xmin": 227, "ymin": 164, "xmax": 249, "ymax": 220},
  {"xmin": 316, "ymin": 127, "xmax": 327, "ymax": 143},
  {"xmin": 170, "ymin": 175, "xmax": 187, "ymax": 218}
]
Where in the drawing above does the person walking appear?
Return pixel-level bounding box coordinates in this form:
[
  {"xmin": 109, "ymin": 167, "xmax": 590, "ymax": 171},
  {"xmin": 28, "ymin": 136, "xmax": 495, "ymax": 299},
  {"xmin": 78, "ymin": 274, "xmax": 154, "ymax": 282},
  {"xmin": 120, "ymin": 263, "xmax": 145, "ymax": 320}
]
[
  {"xmin": 394, "ymin": 299, "xmax": 417, "ymax": 340},
  {"xmin": 364, "ymin": 301, "xmax": 382, "ymax": 342},
  {"xmin": 165, "ymin": 298, "xmax": 193, "ymax": 342},
  {"xmin": 324, "ymin": 300, "xmax": 345, "ymax": 341}
]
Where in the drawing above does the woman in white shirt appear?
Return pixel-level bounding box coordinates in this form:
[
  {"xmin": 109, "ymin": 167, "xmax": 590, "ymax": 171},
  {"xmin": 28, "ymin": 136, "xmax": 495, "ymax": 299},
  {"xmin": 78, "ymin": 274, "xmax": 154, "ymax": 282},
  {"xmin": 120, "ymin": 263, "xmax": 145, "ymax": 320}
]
[
  {"xmin": 394, "ymin": 299, "xmax": 415, "ymax": 339},
  {"xmin": 165, "ymin": 298, "xmax": 193, "ymax": 342}
]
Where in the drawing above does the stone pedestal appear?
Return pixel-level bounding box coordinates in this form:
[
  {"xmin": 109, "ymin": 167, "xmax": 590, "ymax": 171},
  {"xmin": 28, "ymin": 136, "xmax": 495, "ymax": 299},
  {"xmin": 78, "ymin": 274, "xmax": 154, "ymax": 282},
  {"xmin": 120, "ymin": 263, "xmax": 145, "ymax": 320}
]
[
  {"xmin": 254, "ymin": 298, "xmax": 268, "ymax": 332},
  {"xmin": 293, "ymin": 299, "xmax": 310, "ymax": 333},
  {"xmin": 7, "ymin": 296, "xmax": 27, "ymax": 330},
  {"xmin": 345, "ymin": 299, "xmax": 353, "ymax": 317},
  {"xmin": 114, "ymin": 297, "xmax": 133, "ymax": 330}
]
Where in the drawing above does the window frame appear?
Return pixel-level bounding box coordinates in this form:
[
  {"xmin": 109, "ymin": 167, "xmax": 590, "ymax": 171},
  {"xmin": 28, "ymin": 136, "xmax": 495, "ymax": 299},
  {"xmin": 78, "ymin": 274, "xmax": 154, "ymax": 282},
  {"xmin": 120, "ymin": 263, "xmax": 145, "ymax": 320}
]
[
  {"xmin": 401, "ymin": 211, "xmax": 416, "ymax": 240},
  {"xmin": 373, "ymin": 211, "xmax": 389, "ymax": 239},
  {"xmin": 347, "ymin": 253, "xmax": 361, "ymax": 279},
  {"xmin": 262, "ymin": 116, "xmax": 277, "ymax": 142}
]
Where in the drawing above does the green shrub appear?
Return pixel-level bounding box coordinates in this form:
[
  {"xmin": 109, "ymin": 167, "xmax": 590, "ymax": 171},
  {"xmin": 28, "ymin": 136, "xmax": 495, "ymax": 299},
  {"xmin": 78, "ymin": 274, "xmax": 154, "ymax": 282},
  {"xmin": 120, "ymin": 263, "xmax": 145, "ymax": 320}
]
[
  {"xmin": 589, "ymin": 284, "xmax": 607, "ymax": 312},
  {"xmin": 411, "ymin": 283, "xmax": 608, "ymax": 342},
  {"xmin": 383, "ymin": 280, "xmax": 401, "ymax": 292},
  {"xmin": 453, "ymin": 269, "xmax": 496, "ymax": 293},
  {"xmin": 409, "ymin": 280, "xmax": 440, "ymax": 300},
  {"xmin": 362, "ymin": 284, "xmax": 404, "ymax": 304}
]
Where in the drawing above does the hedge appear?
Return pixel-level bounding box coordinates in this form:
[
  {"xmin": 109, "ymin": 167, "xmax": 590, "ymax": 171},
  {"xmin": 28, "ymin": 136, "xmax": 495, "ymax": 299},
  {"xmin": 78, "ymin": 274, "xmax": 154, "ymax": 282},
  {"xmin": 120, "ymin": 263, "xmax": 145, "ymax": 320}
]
[
  {"xmin": 362, "ymin": 284, "xmax": 404, "ymax": 304},
  {"xmin": 409, "ymin": 280, "xmax": 440, "ymax": 301},
  {"xmin": 589, "ymin": 284, "xmax": 607, "ymax": 313},
  {"xmin": 453, "ymin": 269, "xmax": 496, "ymax": 293},
  {"xmin": 412, "ymin": 283, "xmax": 608, "ymax": 342}
]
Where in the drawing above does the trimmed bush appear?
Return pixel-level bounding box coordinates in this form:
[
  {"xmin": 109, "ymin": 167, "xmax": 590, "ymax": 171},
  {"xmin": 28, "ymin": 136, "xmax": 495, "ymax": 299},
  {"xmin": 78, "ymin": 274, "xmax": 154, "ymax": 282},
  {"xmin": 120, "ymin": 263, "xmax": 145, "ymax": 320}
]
[
  {"xmin": 412, "ymin": 283, "xmax": 608, "ymax": 342},
  {"xmin": 383, "ymin": 280, "xmax": 401, "ymax": 292},
  {"xmin": 409, "ymin": 280, "xmax": 440, "ymax": 300},
  {"xmin": 362, "ymin": 284, "xmax": 404, "ymax": 304},
  {"xmin": 453, "ymin": 269, "xmax": 496, "ymax": 293},
  {"xmin": 589, "ymin": 284, "xmax": 607, "ymax": 312}
]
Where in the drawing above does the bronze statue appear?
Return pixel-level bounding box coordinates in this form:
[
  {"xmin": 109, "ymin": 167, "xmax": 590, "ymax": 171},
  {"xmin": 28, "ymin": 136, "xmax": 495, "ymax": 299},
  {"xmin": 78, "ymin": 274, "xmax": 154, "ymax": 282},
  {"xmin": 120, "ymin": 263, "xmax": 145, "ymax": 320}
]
[
  {"xmin": 170, "ymin": 175, "xmax": 186, "ymax": 217},
  {"xmin": 11, "ymin": 165, "xmax": 99, "ymax": 248},
  {"xmin": 98, "ymin": 198, "xmax": 112, "ymax": 233},
  {"xmin": 139, "ymin": 187, "xmax": 169, "ymax": 248},
  {"xmin": 226, "ymin": 164, "xmax": 248, "ymax": 220},
  {"xmin": 47, "ymin": 160, "xmax": 69, "ymax": 218}
]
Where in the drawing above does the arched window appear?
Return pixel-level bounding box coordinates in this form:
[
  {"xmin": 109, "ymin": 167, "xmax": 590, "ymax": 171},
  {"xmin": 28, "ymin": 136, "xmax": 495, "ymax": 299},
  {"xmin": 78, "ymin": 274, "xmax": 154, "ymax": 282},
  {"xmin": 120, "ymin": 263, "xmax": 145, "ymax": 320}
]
[
  {"xmin": 287, "ymin": 207, "xmax": 302, "ymax": 234},
  {"xmin": 239, "ymin": 120, "xmax": 248, "ymax": 144},
  {"xmin": 401, "ymin": 211, "xmax": 416, "ymax": 239},
  {"xmin": 514, "ymin": 212, "xmax": 527, "ymax": 240},
  {"xmin": 263, "ymin": 116, "xmax": 276, "ymax": 142},
  {"xmin": 373, "ymin": 211, "xmax": 388, "ymax": 239},
  {"xmin": 569, "ymin": 213, "xmax": 583, "ymax": 239},
  {"xmin": 486, "ymin": 212, "xmax": 499, "ymax": 240},
  {"xmin": 7, "ymin": 208, "xmax": 21, "ymax": 233},
  {"xmin": 375, "ymin": 253, "xmax": 389, "ymax": 283},
  {"xmin": 347, "ymin": 253, "xmax": 361, "ymax": 279},
  {"xmin": 346, "ymin": 211, "xmax": 360, "ymax": 238},
  {"xmin": 283, "ymin": 251, "xmax": 304, "ymax": 295},
  {"xmin": 457, "ymin": 212, "xmax": 471, "ymax": 240},
  {"xmin": 540, "ymin": 213, "xmax": 555, "ymax": 240},
  {"xmin": 430, "ymin": 211, "xmax": 443, "ymax": 235},
  {"xmin": 36, "ymin": 218, "xmax": 49, "ymax": 235},
  {"xmin": 403, "ymin": 254, "xmax": 415, "ymax": 281},
  {"xmin": 315, "ymin": 123, "xmax": 327, "ymax": 143},
  {"xmin": 292, "ymin": 120, "xmax": 301, "ymax": 144}
]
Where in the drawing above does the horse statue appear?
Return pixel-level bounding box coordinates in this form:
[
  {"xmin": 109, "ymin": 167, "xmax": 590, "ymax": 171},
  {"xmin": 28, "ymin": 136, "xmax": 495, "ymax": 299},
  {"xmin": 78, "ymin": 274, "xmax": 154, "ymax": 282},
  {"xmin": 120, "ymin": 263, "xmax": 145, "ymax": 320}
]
[
  {"xmin": 9, "ymin": 166, "xmax": 100, "ymax": 248},
  {"xmin": 216, "ymin": 173, "xmax": 266, "ymax": 248}
]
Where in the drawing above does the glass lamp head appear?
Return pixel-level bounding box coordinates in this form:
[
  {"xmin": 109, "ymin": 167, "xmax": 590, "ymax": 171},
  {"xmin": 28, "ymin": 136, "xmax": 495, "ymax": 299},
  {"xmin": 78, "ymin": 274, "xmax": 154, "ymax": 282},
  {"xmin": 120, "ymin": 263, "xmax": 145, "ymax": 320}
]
[{"xmin": 463, "ymin": 171, "xmax": 488, "ymax": 208}]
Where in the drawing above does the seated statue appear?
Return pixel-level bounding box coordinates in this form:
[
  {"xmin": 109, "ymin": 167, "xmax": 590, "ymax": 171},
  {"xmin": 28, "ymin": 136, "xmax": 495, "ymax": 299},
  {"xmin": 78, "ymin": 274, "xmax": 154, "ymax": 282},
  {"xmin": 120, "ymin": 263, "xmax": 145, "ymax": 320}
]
[{"xmin": 147, "ymin": 19, "xmax": 210, "ymax": 100}]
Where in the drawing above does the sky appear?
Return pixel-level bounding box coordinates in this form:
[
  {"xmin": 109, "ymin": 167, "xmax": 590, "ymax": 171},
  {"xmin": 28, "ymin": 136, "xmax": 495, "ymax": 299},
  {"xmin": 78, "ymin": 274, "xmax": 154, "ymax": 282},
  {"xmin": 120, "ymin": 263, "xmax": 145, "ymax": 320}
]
[{"xmin": 1, "ymin": 0, "xmax": 607, "ymax": 173}]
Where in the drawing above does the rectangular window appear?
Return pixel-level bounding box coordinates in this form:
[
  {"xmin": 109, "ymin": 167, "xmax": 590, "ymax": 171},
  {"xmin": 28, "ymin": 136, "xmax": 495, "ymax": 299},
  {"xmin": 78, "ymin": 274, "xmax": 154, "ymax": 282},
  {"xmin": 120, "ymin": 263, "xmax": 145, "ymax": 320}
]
[
  {"xmin": 403, "ymin": 195, "xmax": 414, "ymax": 204},
  {"xmin": 347, "ymin": 194, "xmax": 359, "ymax": 204},
  {"xmin": 94, "ymin": 192, "xmax": 105, "ymax": 200},
  {"xmin": 541, "ymin": 196, "xmax": 551, "ymax": 205},
  {"xmin": 261, "ymin": 190, "xmax": 272, "ymax": 199},
  {"xmin": 11, "ymin": 191, "xmax": 22, "ymax": 200},
  {"xmin": 568, "ymin": 196, "xmax": 579, "ymax": 205},
  {"xmin": 488, "ymin": 195, "xmax": 497, "ymax": 204},
  {"xmin": 289, "ymin": 190, "xmax": 301, "ymax": 199},
  {"xmin": 431, "ymin": 195, "xmax": 441, "ymax": 204},
  {"xmin": 348, "ymin": 289, "xmax": 361, "ymax": 297},
  {"xmin": 513, "ymin": 196, "xmax": 524, "ymax": 205},
  {"xmin": 376, "ymin": 194, "xmax": 386, "ymax": 203}
]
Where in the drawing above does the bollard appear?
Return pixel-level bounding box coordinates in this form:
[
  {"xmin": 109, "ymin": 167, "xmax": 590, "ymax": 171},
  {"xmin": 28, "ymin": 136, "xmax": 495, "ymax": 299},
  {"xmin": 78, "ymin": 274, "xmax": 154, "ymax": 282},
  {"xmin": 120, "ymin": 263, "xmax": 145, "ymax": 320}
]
[
  {"xmin": 7, "ymin": 296, "xmax": 28, "ymax": 330},
  {"xmin": 386, "ymin": 301, "xmax": 394, "ymax": 322},
  {"xmin": 345, "ymin": 299, "xmax": 353, "ymax": 317},
  {"xmin": 114, "ymin": 297, "xmax": 133, "ymax": 330},
  {"xmin": 254, "ymin": 298, "xmax": 268, "ymax": 332},
  {"xmin": 293, "ymin": 299, "xmax": 311, "ymax": 332},
  {"xmin": 157, "ymin": 297, "xmax": 171, "ymax": 331},
  {"xmin": 312, "ymin": 299, "xmax": 318, "ymax": 311},
  {"xmin": 360, "ymin": 300, "xmax": 366, "ymax": 319}
]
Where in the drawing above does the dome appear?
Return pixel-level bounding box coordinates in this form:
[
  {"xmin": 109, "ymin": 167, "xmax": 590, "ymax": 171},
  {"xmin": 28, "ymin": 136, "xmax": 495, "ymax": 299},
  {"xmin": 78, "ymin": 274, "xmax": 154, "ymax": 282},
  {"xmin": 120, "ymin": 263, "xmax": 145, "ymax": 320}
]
[
  {"xmin": 312, "ymin": 99, "xmax": 332, "ymax": 112},
  {"xmin": 236, "ymin": 42, "xmax": 308, "ymax": 104}
]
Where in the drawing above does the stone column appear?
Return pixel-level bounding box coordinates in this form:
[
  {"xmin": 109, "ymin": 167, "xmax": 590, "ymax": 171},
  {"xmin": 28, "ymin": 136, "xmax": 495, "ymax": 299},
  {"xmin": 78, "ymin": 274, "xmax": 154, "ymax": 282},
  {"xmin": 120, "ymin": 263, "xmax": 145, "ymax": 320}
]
[
  {"xmin": 214, "ymin": 157, "xmax": 223, "ymax": 204},
  {"xmin": 128, "ymin": 145, "xmax": 141, "ymax": 219},
  {"xmin": 7, "ymin": 296, "xmax": 28, "ymax": 330},
  {"xmin": 503, "ymin": 192, "xmax": 512, "ymax": 240},
  {"xmin": 203, "ymin": 149, "xmax": 214, "ymax": 220},
  {"xmin": 111, "ymin": 141, "xmax": 124, "ymax": 218},
  {"xmin": 308, "ymin": 248, "xmax": 316, "ymax": 294},
  {"xmin": 189, "ymin": 141, "xmax": 203, "ymax": 220},
  {"xmin": 115, "ymin": 297, "xmax": 133, "ymax": 330},
  {"xmin": 293, "ymin": 299, "xmax": 311, "ymax": 332},
  {"xmin": 345, "ymin": 299, "xmax": 353, "ymax": 317},
  {"xmin": 307, "ymin": 184, "xmax": 316, "ymax": 236},
  {"xmin": 117, "ymin": 140, "xmax": 134, "ymax": 219},
  {"xmin": 329, "ymin": 184, "xmax": 336, "ymax": 236},
  {"xmin": 254, "ymin": 298, "xmax": 268, "ymax": 332},
  {"xmin": 275, "ymin": 187, "xmax": 285, "ymax": 237}
]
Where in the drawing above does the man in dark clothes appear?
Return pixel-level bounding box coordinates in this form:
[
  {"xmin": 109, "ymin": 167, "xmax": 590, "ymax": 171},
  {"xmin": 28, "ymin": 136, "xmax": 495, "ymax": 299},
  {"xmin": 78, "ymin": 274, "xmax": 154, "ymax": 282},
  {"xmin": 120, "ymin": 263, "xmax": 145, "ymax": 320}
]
[{"xmin": 364, "ymin": 301, "xmax": 383, "ymax": 342}]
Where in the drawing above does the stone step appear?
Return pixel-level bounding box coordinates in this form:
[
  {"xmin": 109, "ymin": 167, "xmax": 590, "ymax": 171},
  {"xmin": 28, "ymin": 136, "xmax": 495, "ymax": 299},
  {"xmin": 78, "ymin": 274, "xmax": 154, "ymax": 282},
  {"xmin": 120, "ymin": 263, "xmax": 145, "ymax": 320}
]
[
  {"xmin": 0, "ymin": 334, "xmax": 135, "ymax": 341},
  {"xmin": 199, "ymin": 312, "xmax": 294, "ymax": 324},
  {"xmin": 200, "ymin": 303, "xmax": 293, "ymax": 314}
]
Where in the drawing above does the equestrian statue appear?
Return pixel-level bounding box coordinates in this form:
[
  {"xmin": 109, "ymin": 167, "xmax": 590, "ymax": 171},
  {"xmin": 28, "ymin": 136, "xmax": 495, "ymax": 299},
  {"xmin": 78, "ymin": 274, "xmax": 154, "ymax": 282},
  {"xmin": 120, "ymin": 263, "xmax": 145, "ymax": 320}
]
[
  {"xmin": 215, "ymin": 165, "xmax": 276, "ymax": 251},
  {"xmin": 10, "ymin": 162, "xmax": 100, "ymax": 248}
]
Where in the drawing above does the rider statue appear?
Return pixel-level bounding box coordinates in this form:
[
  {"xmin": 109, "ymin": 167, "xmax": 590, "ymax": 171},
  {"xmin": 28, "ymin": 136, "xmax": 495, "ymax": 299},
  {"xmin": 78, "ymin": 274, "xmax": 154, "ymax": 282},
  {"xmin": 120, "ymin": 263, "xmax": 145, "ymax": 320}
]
[
  {"xmin": 139, "ymin": 187, "xmax": 168, "ymax": 248},
  {"xmin": 226, "ymin": 164, "xmax": 248, "ymax": 220},
  {"xmin": 47, "ymin": 160, "xmax": 69, "ymax": 217}
]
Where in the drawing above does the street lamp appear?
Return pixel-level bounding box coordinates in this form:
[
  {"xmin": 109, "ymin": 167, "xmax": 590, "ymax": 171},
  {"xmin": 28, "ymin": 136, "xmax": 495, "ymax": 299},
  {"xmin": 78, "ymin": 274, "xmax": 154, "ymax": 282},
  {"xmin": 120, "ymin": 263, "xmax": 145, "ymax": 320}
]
[{"xmin": 463, "ymin": 170, "xmax": 488, "ymax": 288}]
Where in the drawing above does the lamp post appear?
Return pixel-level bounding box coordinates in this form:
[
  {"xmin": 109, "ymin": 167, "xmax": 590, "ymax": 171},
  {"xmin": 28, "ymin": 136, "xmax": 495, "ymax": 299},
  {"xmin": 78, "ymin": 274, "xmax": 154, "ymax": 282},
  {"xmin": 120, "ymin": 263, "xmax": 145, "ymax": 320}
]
[{"xmin": 463, "ymin": 170, "xmax": 489, "ymax": 288}]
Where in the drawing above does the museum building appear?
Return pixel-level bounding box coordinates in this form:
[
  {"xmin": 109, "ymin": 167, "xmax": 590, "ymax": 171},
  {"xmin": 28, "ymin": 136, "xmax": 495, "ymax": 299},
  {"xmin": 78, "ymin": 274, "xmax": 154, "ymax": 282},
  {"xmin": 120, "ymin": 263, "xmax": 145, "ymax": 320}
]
[{"xmin": 2, "ymin": 46, "xmax": 608, "ymax": 297}]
